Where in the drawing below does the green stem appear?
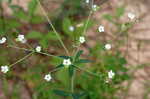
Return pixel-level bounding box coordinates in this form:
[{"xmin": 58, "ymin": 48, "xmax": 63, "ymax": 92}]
[
  {"xmin": 73, "ymin": 10, "xmax": 93, "ymax": 56},
  {"xmin": 7, "ymin": 45, "xmax": 33, "ymax": 52},
  {"xmin": 7, "ymin": 45, "xmax": 60, "ymax": 59},
  {"xmin": 36, "ymin": 0, "xmax": 70, "ymax": 56},
  {"xmin": 71, "ymin": 70, "xmax": 76, "ymax": 93},
  {"xmin": 49, "ymin": 66, "xmax": 63, "ymax": 74},
  {"xmin": 9, "ymin": 52, "xmax": 34, "ymax": 67}
]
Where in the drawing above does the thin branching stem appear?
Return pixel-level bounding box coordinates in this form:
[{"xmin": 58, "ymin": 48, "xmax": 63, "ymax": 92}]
[
  {"xmin": 9, "ymin": 52, "xmax": 34, "ymax": 67},
  {"xmin": 7, "ymin": 45, "xmax": 60, "ymax": 59},
  {"xmin": 36, "ymin": 0, "xmax": 70, "ymax": 56},
  {"xmin": 71, "ymin": 1, "xmax": 94, "ymax": 94},
  {"xmin": 49, "ymin": 66, "xmax": 63, "ymax": 74},
  {"xmin": 73, "ymin": 10, "xmax": 93, "ymax": 56},
  {"xmin": 7, "ymin": 45, "xmax": 33, "ymax": 52}
]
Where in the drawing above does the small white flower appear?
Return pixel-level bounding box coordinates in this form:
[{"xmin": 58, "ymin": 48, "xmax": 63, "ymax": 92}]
[
  {"xmin": 92, "ymin": 4, "xmax": 97, "ymax": 11},
  {"xmin": 63, "ymin": 59, "xmax": 71, "ymax": 68},
  {"xmin": 35, "ymin": 46, "xmax": 42, "ymax": 52},
  {"xmin": 128, "ymin": 12, "xmax": 135, "ymax": 20},
  {"xmin": 44, "ymin": 74, "xmax": 52, "ymax": 82},
  {"xmin": 105, "ymin": 44, "xmax": 111, "ymax": 50},
  {"xmin": 86, "ymin": 0, "xmax": 89, "ymax": 3},
  {"xmin": 1, "ymin": 65, "xmax": 9, "ymax": 73},
  {"xmin": 17, "ymin": 34, "xmax": 24, "ymax": 41},
  {"xmin": 105, "ymin": 80, "xmax": 109, "ymax": 83},
  {"xmin": 16, "ymin": 34, "xmax": 27, "ymax": 43},
  {"xmin": 98, "ymin": 25, "xmax": 105, "ymax": 32},
  {"xmin": 0, "ymin": 37, "xmax": 7, "ymax": 44},
  {"xmin": 108, "ymin": 70, "xmax": 115, "ymax": 79},
  {"xmin": 69, "ymin": 26, "xmax": 75, "ymax": 32},
  {"xmin": 79, "ymin": 36, "xmax": 85, "ymax": 44}
]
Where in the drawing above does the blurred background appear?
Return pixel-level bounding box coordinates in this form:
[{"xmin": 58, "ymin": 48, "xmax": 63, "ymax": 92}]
[{"xmin": 0, "ymin": 0, "xmax": 150, "ymax": 99}]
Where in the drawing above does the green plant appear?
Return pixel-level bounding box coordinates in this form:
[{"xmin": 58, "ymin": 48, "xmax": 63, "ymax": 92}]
[{"xmin": 0, "ymin": 0, "xmax": 141, "ymax": 99}]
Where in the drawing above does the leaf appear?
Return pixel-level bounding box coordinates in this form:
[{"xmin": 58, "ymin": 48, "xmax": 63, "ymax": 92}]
[
  {"xmin": 115, "ymin": 7, "xmax": 125, "ymax": 18},
  {"xmin": 9, "ymin": 5, "xmax": 22, "ymax": 10},
  {"xmin": 7, "ymin": 19, "xmax": 21, "ymax": 29},
  {"xmin": 59, "ymin": 56, "xmax": 70, "ymax": 59},
  {"xmin": 53, "ymin": 90, "xmax": 71, "ymax": 96},
  {"xmin": 8, "ymin": 0, "xmax": 12, "ymax": 3},
  {"xmin": 76, "ymin": 59, "xmax": 93, "ymax": 64},
  {"xmin": 56, "ymin": 64, "xmax": 64, "ymax": 68},
  {"xmin": 28, "ymin": 0, "xmax": 37, "ymax": 17},
  {"xmin": 30, "ymin": 16, "xmax": 44, "ymax": 24},
  {"xmin": 27, "ymin": 31, "xmax": 43, "ymax": 39},
  {"xmin": 103, "ymin": 14, "xmax": 113, "ymax": 22},
  {"xmin": 62, "ymin": 18, "xmax": 72, "ymax": 35},
  {"xmin": 82, "ymin": 20, "xmax": 94, "ymax": 32},
  {"xmin": 68, "ymin": 65, "xmax": 75, "ymax": 77},
  {"xmin": 72, "ymin": 92, "xmax": 87, "ymax": 99},
  {"xmin": 39, "ymin": 38, "xmax": 49, "ymax": 48},
  {"xmin": 46, "ymin": 31, "xmax": 60, "ymax": 40},
  {"xmin": 12, "ymin": 8, "xmax": 29, "ymax": 21},
  {"xmin": 74, "ymin": 50, "xmax": 83, "ymax": 61}
]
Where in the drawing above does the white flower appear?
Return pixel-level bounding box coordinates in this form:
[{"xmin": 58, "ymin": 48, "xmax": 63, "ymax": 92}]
[
  {"xmin": 69, "ymin": 26, "xmax": 75, "ymax": 32},
  {"xmin": 86, "ymin": 0, "xmax": 89, "ymax": 3},
  {"xmin": 16, "ymin": 34, "xmax": 27, "ymax": 43},
  {"xmin": 98, "ymin": 25, "xmax": 104, "ymax": 32},
  {"xmin": 63, "ymin": 59, "xmax": 71, "ymax": 68},
  {"xmin": 35, "ymin": 46, "xmax": 42, "ymax": 52},
  {"xmin": 108, "ymin": 70, "xmax": 115, "ymax": 79},
  {"xmin": 105, "ymin": 80, "xmax": 109, "ymax": 83},
  {"xmin": 92, "ymin": 4, "xmax": 97, "ymax": 11},
  {"xmin": 0, "ymin": 37, "xmax": 7, "ymax": 44},
  {"xmin": 1, "ymin": 65, "xmax": 9, "ymax": 73},
  {"xmin": 105, "ymin": 44, "xmax": 111, "ymax": 50},
  {"xmin": 79, "ymin": 36, "xmax": 85, "ymax": 44},
  {"xmin": 128, "ymin": 12, "xmax": 135, "ymax": 20},
  {"xmin": 44, "ymin": 74, "xmax": 52, "ymax": 82}
]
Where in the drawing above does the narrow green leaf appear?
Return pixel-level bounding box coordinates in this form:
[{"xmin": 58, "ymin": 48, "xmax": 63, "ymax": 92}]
[
  {"xmin": 76, "ymin": 59, "xmax": 93, "ymax": 63},
  {"xmin": 59, "ymin": 56, "xmax": 70, "ymax": 59},
  {"xmin": 53, "ymin": 90, "xmax": 71, "ymax": 96},
  {"xmin": 12, "ymin": 8, "xmax": 29, "ymax": 20},
  {"xmin": 115, "ymin": 7, "xmax": 125, "ymax": 18},
  {"xmin": 56, "ymin": 64, "xmax": 64, "ymax": 68},
  {"xmin": 27, "ymin": 31, "xmax": 43, "ymax": 39},
  {"xmin": 28, "ymin": 0, "xmax": 37, "ymax": 17},
  {"xmin": 62, "ymin": 18, "xmax": 72, "ymax": 35},
  {"xmin": 74, "ymin": 50, "xmax": 83, "ymax": 61},
  {"xmin": 103, "ymin": 14, "xmax": 113, "ymax": 22},
  {"xmin": 72, "ymin": 92, "xmax": 87, "ymax": 99}
]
